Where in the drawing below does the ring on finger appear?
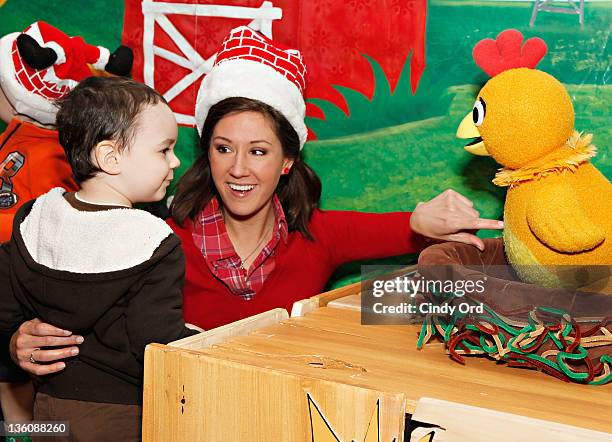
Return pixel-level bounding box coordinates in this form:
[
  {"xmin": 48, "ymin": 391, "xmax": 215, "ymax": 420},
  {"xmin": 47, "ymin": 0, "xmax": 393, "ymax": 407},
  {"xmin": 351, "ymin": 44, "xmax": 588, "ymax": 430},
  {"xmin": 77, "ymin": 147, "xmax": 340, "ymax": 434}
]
[{"xmin": 29, "ymin": 349, "xmax": 39, "ymax": 364}]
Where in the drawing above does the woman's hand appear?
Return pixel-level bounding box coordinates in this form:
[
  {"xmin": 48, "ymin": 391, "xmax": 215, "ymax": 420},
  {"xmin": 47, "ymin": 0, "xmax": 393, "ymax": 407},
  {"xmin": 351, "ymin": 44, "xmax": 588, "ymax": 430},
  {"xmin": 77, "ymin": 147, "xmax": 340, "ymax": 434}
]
[
  {"xmin": 410, "ymin": 189, "xmax": 504, "ymax": 251},
  {"xmin": 10, "ymin": 319, "xmax": 83, "ymax": 376}
]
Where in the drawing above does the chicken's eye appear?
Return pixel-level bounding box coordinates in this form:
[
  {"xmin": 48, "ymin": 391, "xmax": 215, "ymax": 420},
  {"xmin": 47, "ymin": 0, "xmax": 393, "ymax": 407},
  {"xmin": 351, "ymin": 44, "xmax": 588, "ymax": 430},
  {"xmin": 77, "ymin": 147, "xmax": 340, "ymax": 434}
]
[{"xmin": 472, "ymin": 98, "xmax": 486, "ymax": 126}]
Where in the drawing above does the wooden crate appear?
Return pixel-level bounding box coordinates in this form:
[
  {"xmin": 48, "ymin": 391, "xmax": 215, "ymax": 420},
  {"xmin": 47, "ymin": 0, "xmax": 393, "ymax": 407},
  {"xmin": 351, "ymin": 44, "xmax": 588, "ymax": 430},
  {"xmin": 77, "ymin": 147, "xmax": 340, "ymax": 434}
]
[{"xmin": 142, "ymin": 279, "xmax": 612, "ymax": 441}]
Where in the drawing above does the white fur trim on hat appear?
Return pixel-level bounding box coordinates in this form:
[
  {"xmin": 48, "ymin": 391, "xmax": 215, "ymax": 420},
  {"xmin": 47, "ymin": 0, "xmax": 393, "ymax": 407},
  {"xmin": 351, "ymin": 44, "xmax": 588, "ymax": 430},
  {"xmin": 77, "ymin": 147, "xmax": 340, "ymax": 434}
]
[
  {"xmin": 0, "ymin": 33, "xmax": 57, "ymax": 125},
  {"xmin": 42, "ymin": 41, "xmax": 66, "ymax": 65},
  {"xmin": 195, "ymin": 58, "xmax": 308, "ymax": 149}
]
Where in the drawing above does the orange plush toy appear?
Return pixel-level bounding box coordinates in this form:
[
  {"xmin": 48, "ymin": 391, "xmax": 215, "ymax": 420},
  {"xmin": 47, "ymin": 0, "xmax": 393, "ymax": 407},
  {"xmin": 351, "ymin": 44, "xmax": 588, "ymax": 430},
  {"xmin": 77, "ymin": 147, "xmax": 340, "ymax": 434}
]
[
  {"xmin": 0, "ymin": 21, "xmax": 133, "ymax": 242},
  {"xmin": 456, "ymin": 29, "xmax": 611, "ymax": 291}
]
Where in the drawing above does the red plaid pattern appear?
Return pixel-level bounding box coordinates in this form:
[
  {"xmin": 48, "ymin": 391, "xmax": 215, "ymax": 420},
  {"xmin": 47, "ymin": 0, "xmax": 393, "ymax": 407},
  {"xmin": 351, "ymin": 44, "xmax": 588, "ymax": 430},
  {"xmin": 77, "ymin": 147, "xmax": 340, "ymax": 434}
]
[
  {"xmin": 192, "ymin": 196, "xmax": 288, "ymax": 300},
  {"xmin": 216, "ymin": 26, "xmax": 306, "ymax": 94}
]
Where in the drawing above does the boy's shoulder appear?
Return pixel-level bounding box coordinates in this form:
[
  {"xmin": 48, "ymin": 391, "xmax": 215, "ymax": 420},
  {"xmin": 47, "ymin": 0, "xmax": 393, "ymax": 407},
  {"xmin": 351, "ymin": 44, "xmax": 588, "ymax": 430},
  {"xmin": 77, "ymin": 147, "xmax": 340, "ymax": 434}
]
[{"xmin": 17, "ymin": 188, "xmax": 176, "ymax": 274}]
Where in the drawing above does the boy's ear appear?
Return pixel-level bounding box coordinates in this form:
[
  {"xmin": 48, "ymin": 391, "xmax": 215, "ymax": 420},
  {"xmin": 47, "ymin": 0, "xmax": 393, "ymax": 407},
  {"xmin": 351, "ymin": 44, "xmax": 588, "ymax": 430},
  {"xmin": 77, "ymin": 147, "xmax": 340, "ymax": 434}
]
[{"xmin": 93, "ymin": 140, "xmax": 122, "ymax": 175}]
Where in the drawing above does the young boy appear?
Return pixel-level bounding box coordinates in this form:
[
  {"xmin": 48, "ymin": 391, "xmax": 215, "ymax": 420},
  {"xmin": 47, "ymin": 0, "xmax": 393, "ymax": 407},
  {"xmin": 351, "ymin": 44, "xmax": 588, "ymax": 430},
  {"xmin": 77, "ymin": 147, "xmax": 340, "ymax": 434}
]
[
  {"xmin": 1, "ymin": 21, "xmax": 134, "ymax": 424},
  {"xmin": 0, "ymin": 76, "xmax": 197, "ymax": 440}
]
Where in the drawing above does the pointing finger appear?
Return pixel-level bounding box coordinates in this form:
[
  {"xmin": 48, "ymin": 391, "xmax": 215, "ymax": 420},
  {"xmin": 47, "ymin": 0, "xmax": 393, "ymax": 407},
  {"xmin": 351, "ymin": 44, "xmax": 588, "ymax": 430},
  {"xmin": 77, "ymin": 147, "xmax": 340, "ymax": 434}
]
[{"xmin": 471, "ymin": 218, "xmax": 504, "ymax": 230}]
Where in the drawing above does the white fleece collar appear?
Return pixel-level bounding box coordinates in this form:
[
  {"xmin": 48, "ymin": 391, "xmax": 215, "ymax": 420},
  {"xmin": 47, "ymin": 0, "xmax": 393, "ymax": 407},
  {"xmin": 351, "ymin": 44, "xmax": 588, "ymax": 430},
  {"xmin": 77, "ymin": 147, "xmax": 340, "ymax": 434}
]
[
  {"xmin": 20, "ymin": 188, "xmax": 173, "ymax": 273},
  {"xmin": 74, "ymin": 191, "xmax": 131, "ymax": 208}
]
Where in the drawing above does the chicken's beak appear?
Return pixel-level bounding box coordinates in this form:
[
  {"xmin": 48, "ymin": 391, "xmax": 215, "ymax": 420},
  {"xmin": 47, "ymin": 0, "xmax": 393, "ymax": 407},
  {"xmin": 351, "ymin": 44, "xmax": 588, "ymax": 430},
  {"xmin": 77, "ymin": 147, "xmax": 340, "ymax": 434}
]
[{"xmin": 457, "ymin": 112, "xmax": 490, "ymax": 156}]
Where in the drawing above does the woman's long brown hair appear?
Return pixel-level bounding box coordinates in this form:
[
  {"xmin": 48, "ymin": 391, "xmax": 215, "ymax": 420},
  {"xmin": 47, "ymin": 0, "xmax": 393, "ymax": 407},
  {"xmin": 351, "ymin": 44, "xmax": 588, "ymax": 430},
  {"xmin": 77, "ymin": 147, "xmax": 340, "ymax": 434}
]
[{"xmin": 171, "ymin": 97, "xmax": 321, "ymax": 240}]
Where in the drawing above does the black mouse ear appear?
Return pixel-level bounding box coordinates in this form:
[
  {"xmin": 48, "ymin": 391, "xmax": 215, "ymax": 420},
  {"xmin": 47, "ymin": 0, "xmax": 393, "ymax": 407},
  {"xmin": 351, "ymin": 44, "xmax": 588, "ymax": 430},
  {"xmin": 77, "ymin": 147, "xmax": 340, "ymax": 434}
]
[
  {"xmin": 16, "ymin": 33, "xmax": 58, "ymax": 70},
  {"xmin": 105, "ymin": 45, "xmax": 134, "ymax": 77}
]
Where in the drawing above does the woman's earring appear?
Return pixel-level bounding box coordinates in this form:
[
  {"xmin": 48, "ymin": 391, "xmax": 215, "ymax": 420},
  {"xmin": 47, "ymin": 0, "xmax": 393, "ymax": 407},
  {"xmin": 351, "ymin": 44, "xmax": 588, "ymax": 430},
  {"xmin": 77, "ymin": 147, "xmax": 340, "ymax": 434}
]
[{"xmin": 283, "ymin": 167, "xmax": 290, "ymax": 174}]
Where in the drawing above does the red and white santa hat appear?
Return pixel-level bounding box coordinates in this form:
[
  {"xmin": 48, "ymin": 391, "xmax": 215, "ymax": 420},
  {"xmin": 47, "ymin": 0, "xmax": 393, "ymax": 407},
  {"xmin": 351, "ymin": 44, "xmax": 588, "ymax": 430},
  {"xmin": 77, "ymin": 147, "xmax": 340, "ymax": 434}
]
[
  {"xmin": 195, "ymin": 26, "xmax": 308, "ymax": 149},
  {"xmin": 0, "ymin": 21, "xmax": 110, "ymax": 125}
]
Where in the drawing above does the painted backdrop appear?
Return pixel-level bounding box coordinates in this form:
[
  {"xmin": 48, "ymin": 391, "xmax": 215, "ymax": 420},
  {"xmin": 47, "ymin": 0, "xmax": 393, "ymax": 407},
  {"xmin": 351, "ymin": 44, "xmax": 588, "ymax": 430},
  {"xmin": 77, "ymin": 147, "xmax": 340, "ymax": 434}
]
[{"xmin": 1, "ymin": 0, "xmax": 609, "ymax": 286}]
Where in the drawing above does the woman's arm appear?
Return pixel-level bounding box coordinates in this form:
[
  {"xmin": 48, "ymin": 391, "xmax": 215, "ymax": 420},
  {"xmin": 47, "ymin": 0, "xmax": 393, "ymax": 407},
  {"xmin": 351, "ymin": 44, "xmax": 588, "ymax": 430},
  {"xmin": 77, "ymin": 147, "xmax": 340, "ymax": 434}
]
[
  {"xmin": 10, "ymin": 241, "xmax": 197, "ymax": 376},
  {"xmin": 316, "ymin": 189, "xmax": 503, "ymax": 268},
  {"xmin": 2, "ymin": 239, "xmax": 82, "ymax": 376}
]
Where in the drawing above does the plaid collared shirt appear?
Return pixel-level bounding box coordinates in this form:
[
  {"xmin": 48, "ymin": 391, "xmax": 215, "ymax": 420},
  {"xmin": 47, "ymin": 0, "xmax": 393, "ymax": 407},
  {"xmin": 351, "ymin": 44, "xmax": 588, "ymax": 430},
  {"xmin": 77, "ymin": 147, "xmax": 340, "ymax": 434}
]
[{"xmin": 192, "ymin": 196, "xmax": 288, "ymax": 300}]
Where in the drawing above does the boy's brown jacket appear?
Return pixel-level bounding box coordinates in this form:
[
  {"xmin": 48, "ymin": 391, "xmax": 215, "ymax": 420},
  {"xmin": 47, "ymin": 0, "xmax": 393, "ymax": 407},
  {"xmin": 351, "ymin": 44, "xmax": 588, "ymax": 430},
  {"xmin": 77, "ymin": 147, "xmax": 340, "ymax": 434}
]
[{"xmin": 0, "ymin": 191, "xmax": 196, "ymax": 404}]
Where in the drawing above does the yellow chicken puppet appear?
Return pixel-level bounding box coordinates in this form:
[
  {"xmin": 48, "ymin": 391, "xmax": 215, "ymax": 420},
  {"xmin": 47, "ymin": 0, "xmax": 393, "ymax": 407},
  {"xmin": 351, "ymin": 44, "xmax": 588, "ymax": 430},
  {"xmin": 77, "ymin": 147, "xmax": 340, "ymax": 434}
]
[{"xmin": 457, "ymin": 29, "xmax": 611, "ymax": 291}]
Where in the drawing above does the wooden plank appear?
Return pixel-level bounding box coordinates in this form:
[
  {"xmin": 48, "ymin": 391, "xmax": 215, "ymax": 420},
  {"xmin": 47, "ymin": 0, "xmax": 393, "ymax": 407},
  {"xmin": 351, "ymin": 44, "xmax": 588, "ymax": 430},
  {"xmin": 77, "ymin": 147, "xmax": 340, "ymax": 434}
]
[
  {"xmin": 145, "ymin": 279, "xmax": 611, "ymax": 439},
  {"xmin": 143, "ymin": 343, "xmax": 407, "ymax": 441},
  {"xmin": 327, "ymin": 294, "xmax": 361, "ymax": 311},
  {"xmin": 311, "ymin": 265, "xmax": 417, "ymax": 307},
  {"xmin": 310, "ymin": 280, "xmax": 363, "ymax": 307},
  {"xmin": 410, "ymin": 397, "xmax": 612, "ymax": 442},
  {"xmin": 168, "ymin": 308, "xmax": 288, "ymax": 350},
  {"xmin": 290, "ymin": 298, "xmax": 319, "ymax": 317}
]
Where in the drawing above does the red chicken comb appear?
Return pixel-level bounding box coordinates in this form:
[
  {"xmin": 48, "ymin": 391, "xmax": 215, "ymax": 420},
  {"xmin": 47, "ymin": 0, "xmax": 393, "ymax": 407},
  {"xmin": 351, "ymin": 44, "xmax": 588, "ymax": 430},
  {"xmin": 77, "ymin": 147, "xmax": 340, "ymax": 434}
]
[{"xmin": 473, "ymin": 29, "xmax": 547, "ymax": 77}]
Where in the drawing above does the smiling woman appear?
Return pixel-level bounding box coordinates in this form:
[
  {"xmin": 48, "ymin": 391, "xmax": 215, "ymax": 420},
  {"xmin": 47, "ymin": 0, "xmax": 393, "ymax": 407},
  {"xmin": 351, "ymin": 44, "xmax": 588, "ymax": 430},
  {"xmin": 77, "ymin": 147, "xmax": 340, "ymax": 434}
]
[
  {"xmin": 168, "ymin": 93, "xmax": 328, "ymax": 315},
  {"xmin": 206, "ymin": 108, "xmax": 296, "ymax": 269},
  {"xmin": 211, "ymin": 112, "xmax": 292, "ymax": 217},
  {"xmin": 172, "ymin": 96, "xmax": 321, "ymax": 270},
  {"xmin": 168, "ymin": 89, "xmax": 433, "ymax": 328}
]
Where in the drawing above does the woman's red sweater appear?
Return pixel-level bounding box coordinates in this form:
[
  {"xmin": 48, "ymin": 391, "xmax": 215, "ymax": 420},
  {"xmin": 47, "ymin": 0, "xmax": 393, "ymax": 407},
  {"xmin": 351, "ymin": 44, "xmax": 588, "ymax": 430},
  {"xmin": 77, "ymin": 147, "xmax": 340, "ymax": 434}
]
[{"xmin": 167, "ymin": 209, "xmax": 425, "ymax": 330}]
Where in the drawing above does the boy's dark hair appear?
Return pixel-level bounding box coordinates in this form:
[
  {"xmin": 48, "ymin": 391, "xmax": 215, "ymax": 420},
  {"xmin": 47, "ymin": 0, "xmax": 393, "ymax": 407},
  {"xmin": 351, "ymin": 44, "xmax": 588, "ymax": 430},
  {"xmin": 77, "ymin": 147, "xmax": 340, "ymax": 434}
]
[{"xmin": 56, "ymin": 76, "xmax": 167, "ymax": 184}]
